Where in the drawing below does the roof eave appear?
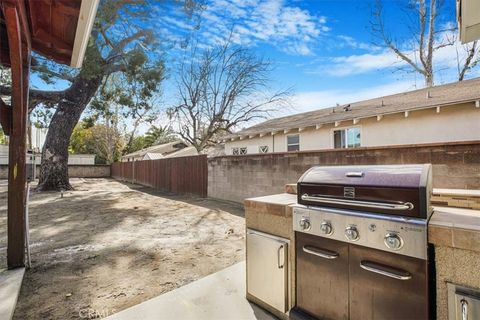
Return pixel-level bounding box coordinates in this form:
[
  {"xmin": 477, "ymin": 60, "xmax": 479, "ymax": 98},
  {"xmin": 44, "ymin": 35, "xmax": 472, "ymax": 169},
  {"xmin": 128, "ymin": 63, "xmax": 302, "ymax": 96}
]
[
  {"xmin": 225, "ymin": 98, "xmax": 480, "ymax": 141},
  {"xmin": 70, "ymin": 0, "xmax": 100, "ymax": 68}
]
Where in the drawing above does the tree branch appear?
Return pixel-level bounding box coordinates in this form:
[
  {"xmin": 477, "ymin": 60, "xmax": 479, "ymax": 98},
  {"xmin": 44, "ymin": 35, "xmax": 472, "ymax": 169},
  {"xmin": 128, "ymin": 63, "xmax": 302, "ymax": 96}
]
[{"xmin": 459, "ymin": 41, "xmax": 478, "ymax": 81}]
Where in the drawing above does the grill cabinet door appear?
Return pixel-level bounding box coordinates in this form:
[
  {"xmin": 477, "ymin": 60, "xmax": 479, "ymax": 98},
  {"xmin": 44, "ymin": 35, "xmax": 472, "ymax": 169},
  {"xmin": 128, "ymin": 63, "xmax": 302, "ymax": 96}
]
[
  {"xmin": 246, "ymin": 230, "xmax": 288, "ymax": 313},
  {"xmin": 295, "ymin": 232, "xmax": 349, "ymax": 320},
  {"xmin": 349, "ymin": 244, "xmax": 428, "ymax": 320}
]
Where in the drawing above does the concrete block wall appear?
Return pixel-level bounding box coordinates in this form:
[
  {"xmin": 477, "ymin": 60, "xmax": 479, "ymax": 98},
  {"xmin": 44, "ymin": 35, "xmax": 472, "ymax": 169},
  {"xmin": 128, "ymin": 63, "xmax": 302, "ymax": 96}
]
[
  {"xmin": 0, "ymin": 165, "xmax": 110, "ymax": 179},
  {"xmin": 208, "ymin": 141, "xmax": 480, "ymax": 203}
]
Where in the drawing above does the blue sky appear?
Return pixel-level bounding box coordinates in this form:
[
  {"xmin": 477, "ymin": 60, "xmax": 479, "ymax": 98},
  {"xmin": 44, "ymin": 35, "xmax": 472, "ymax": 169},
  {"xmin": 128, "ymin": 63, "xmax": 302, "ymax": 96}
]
[
  {"xmin": 29, "ymin": 0, "xmax": 479, "ymax": 131},
  {"xmin": 154, "ymin": 0, "xmax": 478, "ymax": 116}
]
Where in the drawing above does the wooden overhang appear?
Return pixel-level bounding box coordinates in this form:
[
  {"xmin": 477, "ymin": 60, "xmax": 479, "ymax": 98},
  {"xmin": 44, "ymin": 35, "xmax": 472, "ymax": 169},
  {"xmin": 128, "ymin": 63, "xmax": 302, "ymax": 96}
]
[
  {"xmin": 1, "ymin": 0, "xmax": 98, "ymax": 68},
  {"xmin": 0, "ymin": 0, "xmax": 98, "ymax": 269}
]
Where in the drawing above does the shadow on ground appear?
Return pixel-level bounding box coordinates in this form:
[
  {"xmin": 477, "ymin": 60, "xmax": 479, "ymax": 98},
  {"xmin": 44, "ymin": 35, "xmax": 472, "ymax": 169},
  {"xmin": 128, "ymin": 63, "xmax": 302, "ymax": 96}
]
[{"xmin": 0, "ymin": 178, "xmax": 246, "ymax": 320}]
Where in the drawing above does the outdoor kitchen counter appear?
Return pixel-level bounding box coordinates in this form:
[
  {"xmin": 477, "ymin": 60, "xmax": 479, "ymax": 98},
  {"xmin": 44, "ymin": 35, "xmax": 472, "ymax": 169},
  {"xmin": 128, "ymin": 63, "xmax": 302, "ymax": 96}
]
[
  {"xmin": 428, "ymin": 206, "xmax": 480, "ymax": 320},
  {"xmin": 429, "ymin": 206, "xmax": 480, "ymax": 250},
  {"xmin": 244, "ymin": 193, "xmax": 297, "ymax": 320},
  {"xmin": 244, "ymin": 191, "xmax": 480, "ymax": 320},
  {"xmin": 244, "ymin": 193, "xmax": 297, "ymax": 238}
]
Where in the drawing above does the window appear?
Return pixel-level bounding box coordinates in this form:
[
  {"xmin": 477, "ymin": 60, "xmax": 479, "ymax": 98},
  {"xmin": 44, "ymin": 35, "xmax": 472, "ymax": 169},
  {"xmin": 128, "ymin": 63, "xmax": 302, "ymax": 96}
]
[
  {"xmin": 239, "ymin": 147, "xmax": 247, "ymax": 155},
  {"xmin": 259, "ymin": 145, "xmax": 269, "ymax": 153},
  {"xmin": 334, "ymin": 127, "xmax": 361, "ymax": 149},
  {"xmin": 287, "ymin": 134, "xmax": 300, "ymax": 152},
  {"xmin": 232, "ymin": 148, "xmax": 239, "ymax": 155}
]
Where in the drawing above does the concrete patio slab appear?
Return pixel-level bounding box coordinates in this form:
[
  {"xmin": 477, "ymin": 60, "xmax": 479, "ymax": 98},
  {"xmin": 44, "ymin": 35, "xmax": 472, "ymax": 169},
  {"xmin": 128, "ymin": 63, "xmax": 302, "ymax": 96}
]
[
  {"xmin": 107, "ymin": 261, "xmax": 277, "ymax": 320},
  {"xmin": 0, "ymin": 267, "xmax": 25, "ymax": 320}
]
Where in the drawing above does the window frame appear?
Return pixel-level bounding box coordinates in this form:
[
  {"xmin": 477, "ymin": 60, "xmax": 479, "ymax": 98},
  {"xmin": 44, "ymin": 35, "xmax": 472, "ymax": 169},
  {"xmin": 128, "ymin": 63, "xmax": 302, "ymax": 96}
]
[
  {"xmin": 332, "ymin": 126, "xmax": 362, "ymax": 149},
  {"xmin": 286, "ymin": 133, "xmax": 300, "ymax": 152}
]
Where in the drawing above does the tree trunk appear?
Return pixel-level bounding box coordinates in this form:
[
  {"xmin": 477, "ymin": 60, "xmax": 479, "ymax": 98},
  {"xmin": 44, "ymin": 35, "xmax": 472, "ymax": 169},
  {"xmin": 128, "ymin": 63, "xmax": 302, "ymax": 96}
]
[
  {"xmin": 425, "ymin": 72, "xmax": 433, "ymax": 87},
  {"xmin": 37, "ymin": 75, "xmax": 103, "ymax": 191}
]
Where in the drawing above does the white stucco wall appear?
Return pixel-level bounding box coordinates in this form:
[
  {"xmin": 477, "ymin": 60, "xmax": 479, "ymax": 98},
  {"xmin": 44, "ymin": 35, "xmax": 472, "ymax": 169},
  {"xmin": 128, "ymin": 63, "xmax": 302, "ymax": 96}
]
[
  {"xmin": 361, "ymin": 104, "xmax": 480, "ymax": 146},
  {"xmin": 224, "ymin": 103, "xmax": 480, "ymax": 155}
]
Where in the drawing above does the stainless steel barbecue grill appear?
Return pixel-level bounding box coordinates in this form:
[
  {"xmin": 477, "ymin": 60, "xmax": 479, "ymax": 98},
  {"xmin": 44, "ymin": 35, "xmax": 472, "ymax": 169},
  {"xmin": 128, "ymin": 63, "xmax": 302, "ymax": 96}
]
[{"xmin": 291, "ymin": 164, "xmax": 434, "ymax": 320}]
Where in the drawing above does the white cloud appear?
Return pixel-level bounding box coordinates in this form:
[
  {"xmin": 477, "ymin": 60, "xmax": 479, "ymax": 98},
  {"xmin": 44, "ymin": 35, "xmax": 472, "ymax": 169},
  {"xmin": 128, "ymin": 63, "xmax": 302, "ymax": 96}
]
[
  {"xmin": 336, "ymin": 35, "xmax": 377, "ymax": 51},
  {"xmin": 325, "ymin": 51, "xmax": 402, "ymax": 76},
  {"xmin": 319, "ymin": 29, "xmax": 479, "ymax": 82},
  {"xmin": 292, "ymin": 80, "xmax": 418, "ymax": 113},
  {"xmin": 158, "ymin": 0, "xmax": 328, "ymax": 56}
]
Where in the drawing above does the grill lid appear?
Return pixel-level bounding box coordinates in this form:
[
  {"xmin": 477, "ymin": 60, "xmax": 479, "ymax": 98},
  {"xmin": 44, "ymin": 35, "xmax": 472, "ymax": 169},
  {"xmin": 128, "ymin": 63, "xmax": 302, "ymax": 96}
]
[{"xmin": 297, "ymin": 164, "xmax": 432, "ymax": 219}]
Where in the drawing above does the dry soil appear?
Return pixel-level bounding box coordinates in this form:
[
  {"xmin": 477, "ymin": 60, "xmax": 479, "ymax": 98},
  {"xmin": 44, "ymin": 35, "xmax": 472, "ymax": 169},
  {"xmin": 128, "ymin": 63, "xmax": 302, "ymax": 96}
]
[{"xmin": 0, "ymin": 178, "xmax": 246, "ymax": 319}]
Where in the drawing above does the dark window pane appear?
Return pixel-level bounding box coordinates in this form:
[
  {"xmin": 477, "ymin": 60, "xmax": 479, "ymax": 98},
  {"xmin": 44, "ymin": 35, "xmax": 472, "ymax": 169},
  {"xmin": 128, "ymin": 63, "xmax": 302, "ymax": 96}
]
[
  {"xmin": 287, "ymin": 144, "xmax": 300, "ymax": 152},
  {"xmin": 287, "ymin": 134, "xmax": 299, "ymax": 145},
  {"xmin": 334, "ymin": 130, "xmax": 345, "ymax": 148}
]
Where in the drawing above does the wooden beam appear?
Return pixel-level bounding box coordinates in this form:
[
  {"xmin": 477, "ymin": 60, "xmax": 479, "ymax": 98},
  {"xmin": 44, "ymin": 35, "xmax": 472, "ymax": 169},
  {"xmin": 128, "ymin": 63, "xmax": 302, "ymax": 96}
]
[
  {"xmin": 298, "ymin": 127, "xmax": 306, "ymax": 132},
  {"xmin": 259, "ymin": 133, "xmax": 267, "ymax": 138},
  {"xmin": 315, "ymin": 124, "xmax": 322, "ymax": 130},
  {"xmin": 377, "ymin": 115, "xmax": 383, "ymax": 121},
  {"xmin": 4, "ymin": 2, "xmax": 31, "ymax": 269},
  {"xmin": 283, "ymin": 129, "xmax": 290, "ymax": 134},
  {"xmin": 404, "ymin": 111, "xmax": 410, "ymax": 118},
  {"xmin": 436, "ymin": 106, "xmax": 441, "ymax": 113},
  {"xmin": 476, "ymin": 100, "xmax": 480, "ymax": 108},
  {"xmin": 353, "ymin": 118, "xmax": 360, "ymax": 125},
  {"xmin": 334, "ymin": 121, "xmax": 340, "ymax": 127}
]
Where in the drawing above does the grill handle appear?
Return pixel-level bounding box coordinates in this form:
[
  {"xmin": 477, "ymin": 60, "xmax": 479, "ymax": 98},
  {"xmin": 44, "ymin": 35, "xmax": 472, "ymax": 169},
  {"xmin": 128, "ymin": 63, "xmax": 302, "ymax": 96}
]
[
  {"xmin": 301, "ymin": 194, "xmax": 414, "ymax": 211},
  {"xmin": 345, "ymin": 171, "xmax": 364, "ymax": 177},
  {"xmin": 303, "ymin": 245, "xmax": 339, "ymax": 260},
  {"xmin": 360, "ymin": 261, "xmax": 412, "ymax": 280}
]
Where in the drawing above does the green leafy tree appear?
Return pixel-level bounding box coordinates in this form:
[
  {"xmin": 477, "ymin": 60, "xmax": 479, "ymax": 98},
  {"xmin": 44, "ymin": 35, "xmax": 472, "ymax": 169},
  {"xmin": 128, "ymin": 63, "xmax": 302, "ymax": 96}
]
[
  {"xmin": 69, "ymin": 122, "xmax": 125, "ymax": 164},
  {"xmin": 69, "ymin": 123, "xmax": 95, "ymax": 155},
  {"xmin": 123, "ymin": 135, "xmax": 147, "ymax": 154},
  {"xmin": 0, "ymin": 128, "xmax": 8, "ymax": 145},
  {"xmin": 144, "ymin": 125, "xmax": 177, "ymax": 148},
  {"xmin": 0, "ymin": 0, "xmax": 200, "ymax": 190}
]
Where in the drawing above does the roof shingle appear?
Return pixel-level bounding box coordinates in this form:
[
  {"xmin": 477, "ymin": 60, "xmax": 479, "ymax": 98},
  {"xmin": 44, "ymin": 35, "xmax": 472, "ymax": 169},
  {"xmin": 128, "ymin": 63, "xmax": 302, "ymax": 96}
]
[{"xmin": 224, "ymin": 78, "xmax": 480, "ymax": 139}]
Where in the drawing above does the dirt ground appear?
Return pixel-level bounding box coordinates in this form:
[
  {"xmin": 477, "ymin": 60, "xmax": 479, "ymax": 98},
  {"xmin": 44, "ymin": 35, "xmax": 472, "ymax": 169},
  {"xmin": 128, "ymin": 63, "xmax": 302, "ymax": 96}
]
[{"xmin": 0, "ymin": 178, "xmax": 246, "ymax": 319}]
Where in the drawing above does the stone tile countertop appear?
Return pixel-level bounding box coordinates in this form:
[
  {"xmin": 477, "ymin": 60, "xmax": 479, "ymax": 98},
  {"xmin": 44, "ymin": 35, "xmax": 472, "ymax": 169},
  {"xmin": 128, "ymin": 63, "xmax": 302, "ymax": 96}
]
[
  {"xmin": 244, "ymin": 193, "xmax": 297, "ymax": 217},
  {"xmin": 428, "ymin": 206, "xmax": 480, "ymax": 252}
]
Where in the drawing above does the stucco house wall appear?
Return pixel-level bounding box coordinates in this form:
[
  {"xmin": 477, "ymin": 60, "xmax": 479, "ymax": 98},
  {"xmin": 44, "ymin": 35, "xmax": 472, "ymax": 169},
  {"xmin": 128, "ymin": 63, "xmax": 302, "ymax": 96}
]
[{"xmin": 225, "ymin": 103, "xmax": 480, "ymax": 155}]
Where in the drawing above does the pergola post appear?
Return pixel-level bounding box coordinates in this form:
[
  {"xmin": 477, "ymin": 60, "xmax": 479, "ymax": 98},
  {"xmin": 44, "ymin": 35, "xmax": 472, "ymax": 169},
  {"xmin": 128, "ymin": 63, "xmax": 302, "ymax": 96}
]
[{"xmin": 3, "ymin": 0, "xmax": 31, "ymax": 269}]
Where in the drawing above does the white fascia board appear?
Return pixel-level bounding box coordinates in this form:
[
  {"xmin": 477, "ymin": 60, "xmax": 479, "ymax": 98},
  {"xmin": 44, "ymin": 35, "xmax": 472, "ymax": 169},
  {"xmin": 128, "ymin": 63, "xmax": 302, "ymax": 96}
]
[{"xmin": 70, "ymin": 0, "xmax": 100, "ymax": 68}]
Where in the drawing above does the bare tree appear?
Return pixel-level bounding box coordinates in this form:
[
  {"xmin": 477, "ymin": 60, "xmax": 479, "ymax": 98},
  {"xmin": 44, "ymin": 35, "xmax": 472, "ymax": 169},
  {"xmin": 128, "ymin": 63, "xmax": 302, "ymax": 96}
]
[
  {"xmin": 371, "ymin": 0, "xmax": 479, "ymax": 86},
  {"xmin": 457, "ymin": 41, "xmax": 478, "ymax": 81},
  {"xmin": 169, "ymin": 39, "xmax": 290, "ymax": 151}
]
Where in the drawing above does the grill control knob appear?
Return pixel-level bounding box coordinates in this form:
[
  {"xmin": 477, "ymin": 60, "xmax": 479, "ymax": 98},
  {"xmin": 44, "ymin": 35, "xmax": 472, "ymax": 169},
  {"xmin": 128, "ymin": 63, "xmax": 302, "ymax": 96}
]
[
  {"xmin": 345, "ymin": 226, "xmax": 359, "ymax": 241},
  {"xmin": 299, "ymin": 218, "xmax": 311, "ymax": 231},
  {"xmin": 320, "ymin": 221, "xmax": 333, "ymax": 235},
  {"xmin": 384, "ymin": 233, "xmax": 403, "ymax": 250}
]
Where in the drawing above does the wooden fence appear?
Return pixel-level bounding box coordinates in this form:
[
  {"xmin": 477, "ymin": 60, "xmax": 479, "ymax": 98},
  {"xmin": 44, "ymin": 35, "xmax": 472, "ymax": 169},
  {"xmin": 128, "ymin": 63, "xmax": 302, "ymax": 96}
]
[{"xmin": 111, "ymin": 155, "xmax": 208, "ymax": 197}]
